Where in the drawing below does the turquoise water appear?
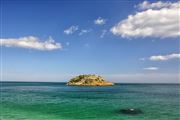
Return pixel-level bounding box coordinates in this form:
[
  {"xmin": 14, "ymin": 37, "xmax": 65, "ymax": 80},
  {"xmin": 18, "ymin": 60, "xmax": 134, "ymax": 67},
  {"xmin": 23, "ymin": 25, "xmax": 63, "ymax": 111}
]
[{"xmin": 0, "ymin": 82, "xmax": 180, "ymax": 120}]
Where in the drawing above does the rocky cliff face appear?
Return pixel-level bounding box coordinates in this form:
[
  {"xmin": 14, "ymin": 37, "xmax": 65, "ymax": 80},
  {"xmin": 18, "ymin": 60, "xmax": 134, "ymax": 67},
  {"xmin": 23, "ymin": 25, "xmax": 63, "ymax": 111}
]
[{"xmin": 67, "ymin": 74, "xmax": 114, "ymax": 86}]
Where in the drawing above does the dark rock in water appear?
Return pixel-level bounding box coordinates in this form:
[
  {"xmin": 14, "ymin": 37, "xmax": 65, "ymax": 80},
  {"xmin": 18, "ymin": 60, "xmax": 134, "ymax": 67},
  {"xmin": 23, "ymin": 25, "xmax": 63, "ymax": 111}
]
[{"xmin": 119, "ymin": 108, "xmax": 143, "ymax": 115}]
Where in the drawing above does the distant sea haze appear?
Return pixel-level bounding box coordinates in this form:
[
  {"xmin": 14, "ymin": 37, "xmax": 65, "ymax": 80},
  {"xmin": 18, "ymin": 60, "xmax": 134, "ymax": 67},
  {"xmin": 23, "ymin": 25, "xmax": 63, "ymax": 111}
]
[{"xmin": 2, "ymin": 73, "xmax": 180, "ymax": 83}]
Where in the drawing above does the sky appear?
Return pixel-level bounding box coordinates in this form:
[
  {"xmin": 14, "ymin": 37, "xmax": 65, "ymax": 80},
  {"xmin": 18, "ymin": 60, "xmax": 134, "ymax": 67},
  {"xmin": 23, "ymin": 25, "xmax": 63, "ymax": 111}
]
[{"xmin": 0, "ymin": 0, "xmax": 180, "ymax": 83}]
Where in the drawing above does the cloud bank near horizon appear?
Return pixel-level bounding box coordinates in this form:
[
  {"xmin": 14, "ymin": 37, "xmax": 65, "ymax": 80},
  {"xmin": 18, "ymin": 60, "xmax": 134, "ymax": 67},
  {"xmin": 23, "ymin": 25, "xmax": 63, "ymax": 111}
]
[
  {"xmin": 1, "ymin": 73, "xmax": 179, "ymax": 83},
  {"xmin": 104, "ymin": 73, "xmax": 179, "ymax": 83}
]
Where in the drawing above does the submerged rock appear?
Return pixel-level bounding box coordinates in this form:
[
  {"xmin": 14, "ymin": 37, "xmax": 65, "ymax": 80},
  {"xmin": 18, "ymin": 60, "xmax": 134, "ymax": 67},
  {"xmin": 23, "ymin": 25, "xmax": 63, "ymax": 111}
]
[
  {"xmin": 67, "ymin": 74, "xmax": 114, "ymax": 86},
  {"xmin": 119, "ymin": 108, "xmax": 143, "ymax": 115}
]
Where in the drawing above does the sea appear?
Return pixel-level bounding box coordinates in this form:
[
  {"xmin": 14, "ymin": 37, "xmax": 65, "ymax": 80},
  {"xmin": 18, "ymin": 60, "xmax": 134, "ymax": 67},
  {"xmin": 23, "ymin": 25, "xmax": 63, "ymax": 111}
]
[{"xmin": 0, "ymin": 82, "xmax": 179, "ymax": 120}]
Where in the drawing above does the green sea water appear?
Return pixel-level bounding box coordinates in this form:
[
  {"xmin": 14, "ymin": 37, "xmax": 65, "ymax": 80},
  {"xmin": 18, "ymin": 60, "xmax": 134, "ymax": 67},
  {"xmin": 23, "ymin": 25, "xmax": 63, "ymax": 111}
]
[{"xmin": 0, "ymin": 82, "xmax": 180, "ymax": 120}]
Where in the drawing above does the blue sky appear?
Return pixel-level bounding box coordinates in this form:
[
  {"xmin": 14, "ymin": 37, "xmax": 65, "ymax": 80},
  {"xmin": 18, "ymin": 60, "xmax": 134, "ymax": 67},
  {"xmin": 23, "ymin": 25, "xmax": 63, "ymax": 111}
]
[{"xmin": 1, "ymin": 0, "xmax": 180, "ymax": 83}]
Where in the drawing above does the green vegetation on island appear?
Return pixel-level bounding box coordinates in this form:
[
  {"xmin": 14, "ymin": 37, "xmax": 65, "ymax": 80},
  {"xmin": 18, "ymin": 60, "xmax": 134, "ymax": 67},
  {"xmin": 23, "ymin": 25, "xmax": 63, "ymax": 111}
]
[{"xmin": 67, "ymin": 74, "xmax": 114, "ymax": 86}]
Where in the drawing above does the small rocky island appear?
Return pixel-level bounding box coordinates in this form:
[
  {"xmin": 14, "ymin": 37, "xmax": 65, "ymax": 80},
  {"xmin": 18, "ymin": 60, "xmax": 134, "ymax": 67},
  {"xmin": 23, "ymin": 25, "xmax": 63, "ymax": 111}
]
[{"xmin": 67, "ymin": 74, "xmax": 114, "ymax": 86}]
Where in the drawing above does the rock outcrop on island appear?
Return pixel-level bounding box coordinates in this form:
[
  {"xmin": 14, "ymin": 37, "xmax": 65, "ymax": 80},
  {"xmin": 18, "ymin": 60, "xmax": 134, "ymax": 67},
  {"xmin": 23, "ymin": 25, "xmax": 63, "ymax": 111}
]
[{"xmin": 67, "ymin": 74, "xmax": 114, "ymax": 86}]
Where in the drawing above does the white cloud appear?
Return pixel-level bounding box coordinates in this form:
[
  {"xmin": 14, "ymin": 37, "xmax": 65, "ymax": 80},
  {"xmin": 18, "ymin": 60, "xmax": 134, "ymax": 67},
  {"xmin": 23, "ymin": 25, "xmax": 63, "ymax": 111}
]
[
  {"xmin": 0, "ymin": 36, "xmax": 62, "ymax": 51},
  {"xmin": 149, "ymin": 53, "xmax": 180, "ymax": 61},
  {"xmin": 94, "ymin": 17, "xmax": 106, "ymax": 25},
  {"xmin": 143, "ymin": 67, "xmax": 159, "ymax": 70},
  {"xmin": 137, "ymin": 1, "xmax": 179, "ymax": 10},
  {"xmin": 111, "ymin": 1, "xmax": 180, "ymax": 38},
  {"xmin": 79, "ymin": 29, "xmax": 91, "ymax": 36},
  {"xmin": 64, "ymin": 25, "xmax": 78, "ymax": 35},
  {"xmin": 100, "ymin": 29, "xmax": 107, "ymax": 38}
]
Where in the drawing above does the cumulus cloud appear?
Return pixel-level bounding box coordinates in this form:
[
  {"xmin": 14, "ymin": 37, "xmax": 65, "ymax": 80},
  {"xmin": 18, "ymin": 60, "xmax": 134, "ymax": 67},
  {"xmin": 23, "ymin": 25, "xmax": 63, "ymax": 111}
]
[
  {"xmin": 79, "ymin": 29, "xmax": 91, "ymax": 36},
  {"xmin": 143, "ymin": 67, "xmax": 159, "ymax": 70},
  {"xmin": 0, "ymin": 36, "xmax": 62, "ymax": 51},
  {"xmin": 94, "ymin": 17, "xmax": 106, "ymax": 25},
  {"xmin": 64, "ymin": 25, "xmax": 78, "ymax": 35},
  {"xmin": 137, "ymin": 1, "xmax": 179, "ymax": 10},
  {"xmin": 111, "ymin": 1, "xmax": 180, "ymax": 38},
  {"xmin": 149, "ymin": 53, "xmax": 180, "ymax": 61}
]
